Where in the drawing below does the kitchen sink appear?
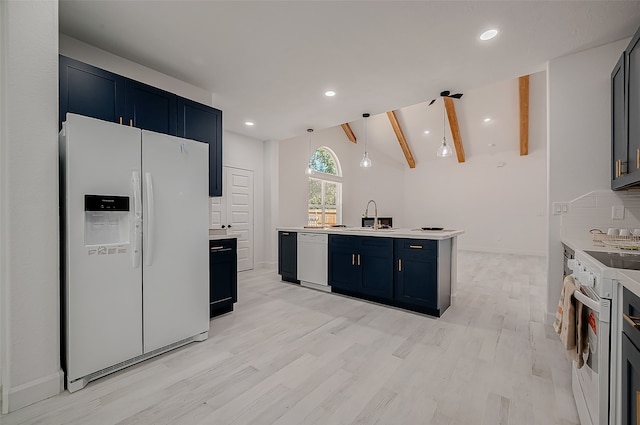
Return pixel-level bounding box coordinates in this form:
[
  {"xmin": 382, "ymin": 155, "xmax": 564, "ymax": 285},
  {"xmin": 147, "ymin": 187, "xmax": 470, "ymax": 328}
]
[{"xmin": 341, "ymin": 227, "xmax": 396, "ymax": 232}]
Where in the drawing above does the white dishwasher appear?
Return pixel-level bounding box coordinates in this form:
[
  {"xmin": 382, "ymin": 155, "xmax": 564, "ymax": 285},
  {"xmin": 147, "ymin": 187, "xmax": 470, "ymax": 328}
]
[{"xmin": 297, "ymin": 232, "xmax": 329, "ymax": 291}]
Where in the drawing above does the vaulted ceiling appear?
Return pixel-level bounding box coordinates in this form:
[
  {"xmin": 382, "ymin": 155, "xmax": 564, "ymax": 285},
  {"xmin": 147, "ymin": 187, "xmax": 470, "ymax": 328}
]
[{"xmin": 60, "ymin": 1, "xmax": 640, "ymax": 154}]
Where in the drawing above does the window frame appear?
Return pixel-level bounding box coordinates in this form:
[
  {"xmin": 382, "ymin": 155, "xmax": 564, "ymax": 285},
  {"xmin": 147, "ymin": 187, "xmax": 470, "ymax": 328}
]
[{"xmin": 307, "ymin": 146, "xmax": 342, "ymax": 227}]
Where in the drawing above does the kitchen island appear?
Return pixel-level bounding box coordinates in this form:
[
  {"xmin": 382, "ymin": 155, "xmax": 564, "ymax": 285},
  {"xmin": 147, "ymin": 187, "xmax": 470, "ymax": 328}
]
[{"xmin": 277, "ymin": 227, "xmax": 463, "ymax": 317}]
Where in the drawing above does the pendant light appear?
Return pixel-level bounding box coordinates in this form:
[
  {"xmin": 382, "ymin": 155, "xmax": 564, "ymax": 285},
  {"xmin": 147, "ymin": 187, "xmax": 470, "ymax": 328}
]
[
  {"xmin": 437, "ymin": 102, "xmax": 453, "ymax": 158},
  {"xmin": 304, "ymin": 128, "xmax": 314, "ymax": 175},
  {"xmin": 359, "ymin": 113, "xmax": 372, "ymax": 168}
]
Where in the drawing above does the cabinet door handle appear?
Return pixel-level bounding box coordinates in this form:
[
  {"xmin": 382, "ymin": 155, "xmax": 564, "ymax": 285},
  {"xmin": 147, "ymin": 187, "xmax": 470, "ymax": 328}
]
[
  {"xmin": 398, "ymin": 259, "xmax": 402, "ymax": 272},
  {"xmin": 352, "ymin": 254, "xmax": 355, "ymax": 265},
  {"xmin": 637, "ymin": 149, "xmax": 639, "ymax": 169},
  {"xmin": 409, "ymin": 245, "xmax": 422, "ymax": 249},
  {"xmin": 129, "ymin": 119, "xmax": 133, "ymax": 127},
  {"xmin": 211, "ymin": 247, "xmax": 232, "ymax": 252},
  {"xmin": 282, "ymin": 232, "xmax": 289, "ymax": 236},
  {"xmin": 623, "ymin": 313, "xmax": 640, "ymax": 329},
  {"xmin": 119, "ymin": 116, "xmax": 123, "ymax": 125},
  {"xmin": 357, "ymin": 254, "xmax": 361, "ymax": 266}
]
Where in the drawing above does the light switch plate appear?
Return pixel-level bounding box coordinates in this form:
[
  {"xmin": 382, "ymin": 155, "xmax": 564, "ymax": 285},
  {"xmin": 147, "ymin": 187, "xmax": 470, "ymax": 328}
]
[
  {"xmin": 612, "ymin": 205, "xmax": 625, "ymax": 220},
  {"xmin": 552, "ymin": 202, "xmax": 568, "ymax": 215}
]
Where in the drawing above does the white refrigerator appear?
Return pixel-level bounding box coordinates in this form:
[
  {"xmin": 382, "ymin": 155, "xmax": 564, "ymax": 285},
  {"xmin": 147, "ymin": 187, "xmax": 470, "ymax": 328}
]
[{"xmin": 60, "ymin": 113, "xmax": 209, "ymax": 392}]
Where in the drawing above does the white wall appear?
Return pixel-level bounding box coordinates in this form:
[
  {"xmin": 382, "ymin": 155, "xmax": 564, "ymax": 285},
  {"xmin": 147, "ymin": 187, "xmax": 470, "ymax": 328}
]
[
  {"xmin": 403, "ymin": 73, "xmax": 547, "ymax": 256},
  {"xmin": 546, "ymin": 38, "xmax": 629, "ymax": 321},
  {"xmin": 277, "ymin": 124, "xmax": 405, "ymax": 233},
  {"xmin": 1, "ymin": 1, "xmax": 63, "ymax": 412}
]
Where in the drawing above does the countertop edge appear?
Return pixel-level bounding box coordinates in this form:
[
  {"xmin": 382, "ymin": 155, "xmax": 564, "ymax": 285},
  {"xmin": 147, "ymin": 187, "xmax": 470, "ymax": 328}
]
[
  {"xmin": 209, "ymin": 234, "xmax": 239, "ymax": 241},
  {"xmin": 276, "ymin": 227, "xmax": 464, "ymax": 240}
]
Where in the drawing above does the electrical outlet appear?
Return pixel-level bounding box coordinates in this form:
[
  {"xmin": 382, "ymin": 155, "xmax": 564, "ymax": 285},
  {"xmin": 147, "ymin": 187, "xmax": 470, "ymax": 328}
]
[{"xmin": 612, "ymin": 205, "xmax": 625, "ymax": 220}]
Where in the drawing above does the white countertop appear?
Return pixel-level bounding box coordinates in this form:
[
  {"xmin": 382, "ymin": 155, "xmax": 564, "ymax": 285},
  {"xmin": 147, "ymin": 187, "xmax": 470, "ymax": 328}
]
[{"xmin": 277, "ymin": 227, "xmax": 463, "ymax": 240}]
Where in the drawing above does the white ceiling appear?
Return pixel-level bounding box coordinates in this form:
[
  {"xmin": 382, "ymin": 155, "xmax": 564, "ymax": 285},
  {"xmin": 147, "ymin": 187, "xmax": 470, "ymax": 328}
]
[{"xmin": 59, "ymin": 1, "xmax": 640, "ymax": 154}]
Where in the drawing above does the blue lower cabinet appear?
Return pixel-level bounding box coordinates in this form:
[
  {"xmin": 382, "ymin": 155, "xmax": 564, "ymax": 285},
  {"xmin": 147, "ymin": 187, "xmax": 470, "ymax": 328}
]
[
  {"xmin": 394, "ymin": 239, "xmax": 443, "ymax": 315},
  {"xmin": 328, "ymin": 241, "xmax": 360, "ymax": 291},
  {"xmin": 327, "ymin": 235, "xmax": 450, "ymax": 317},
  {"xmin": 394, "ymin": 239, "xmax": 437, "ymax": 307},
  {"xmin": 622, "ymin": 333, "xmax": 640, "ymax": 425},
  {"xmin": 359, "ymin": 237, "xmax": 393, "ymax": 300},
  {"xmin": 328, "ymin": 235, "xmax": 393, "ymax": 302},
  {"xmin": 209, "ymin": 239, "xmax": 237, "ymax": 318},
  {"xmin": 278, "ymin": 231, "xmax": 299, "ymax": 284}
]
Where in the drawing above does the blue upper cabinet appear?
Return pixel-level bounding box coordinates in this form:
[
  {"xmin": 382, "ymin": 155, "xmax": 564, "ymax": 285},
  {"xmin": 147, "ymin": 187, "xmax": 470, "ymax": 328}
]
[
  {"xmin": 125, "ymin": 80, "xmax": 177, "ymax": 136},
  {"xmin": 612, "ymin": 23, "xmax": 640, "ymax": 190},
  {"xmin": 59, "ymin": 55, "xmax": 224, "ymax": 196},
  {"xmin": 59, "ymin": 55, "xmax": 125, "ymax": 130},
  {"xmin": 178, "ymin": 98, "xmax": 223, "ymax": 197}
]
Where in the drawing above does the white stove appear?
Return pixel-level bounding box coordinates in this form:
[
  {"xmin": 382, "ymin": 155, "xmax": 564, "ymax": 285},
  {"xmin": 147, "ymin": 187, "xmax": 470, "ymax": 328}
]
[{"xmin": 568, "ymin": 250, "xmax": 619, "ymax": 425}]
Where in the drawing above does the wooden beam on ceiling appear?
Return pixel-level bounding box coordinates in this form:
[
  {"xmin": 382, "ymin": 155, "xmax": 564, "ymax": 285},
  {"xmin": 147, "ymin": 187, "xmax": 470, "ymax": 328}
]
[
  {"xmin": 341, "ymin": 123, "xmax": 357, "ymax": 144},
  {"xmin": 519, "ymin": 75, "xmax": 530, "ymax": 156},
  {"xmin": 443, "ymin": 97, "xmax": 465, "ymax": 163},
  {"xmin": 386, "ymin": 110, "xmax": 416, "ymax": 168}
]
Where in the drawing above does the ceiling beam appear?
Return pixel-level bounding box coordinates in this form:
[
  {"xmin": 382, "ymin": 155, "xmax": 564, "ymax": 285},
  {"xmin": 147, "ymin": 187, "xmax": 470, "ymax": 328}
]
[
  {"xmin": 341, "ymin": 123, "xmax": 357, "ymax": 144},
  {"xmin": 443, "ymin": 97, "xmax": 465, "ymax": 163},
  {"xmin": 519, "ymin": 75, "xmax": 530, "ymax": 156},
  {"xmin": 386, "ymin": 110, "xmax": 416, "ymax": 168}
]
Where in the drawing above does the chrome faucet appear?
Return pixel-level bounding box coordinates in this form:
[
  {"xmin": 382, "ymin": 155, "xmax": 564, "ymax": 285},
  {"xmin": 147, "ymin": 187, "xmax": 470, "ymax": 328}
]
[{"xmin": 363, "ymin": 199, "xmax": 379, "ymax": 229}]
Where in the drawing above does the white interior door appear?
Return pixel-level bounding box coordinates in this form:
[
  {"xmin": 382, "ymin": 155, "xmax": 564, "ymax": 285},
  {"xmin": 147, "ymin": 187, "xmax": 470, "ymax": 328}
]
[
  {"xmin": 141, "ymin": 131, "xmax": 209, "ymax": 353},
  {"xmin": 209, "ymin": 196, "xmax": 226, "ymax": 229},
  {"xmin": 225, "ymin": 167, "xmax": 254, "ymax": 271}
]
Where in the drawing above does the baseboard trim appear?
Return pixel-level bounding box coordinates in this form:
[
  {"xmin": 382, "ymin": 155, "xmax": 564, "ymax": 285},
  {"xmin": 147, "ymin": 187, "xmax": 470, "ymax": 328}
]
[
  {"xmin": 6, "ymin": 369, "xmax": 63, "ymax": 412},
  {"xmin": 255, "ymin": 261, "xmax": 277, "ymax": 270},
  {"xmin": 544, "ymin": 312, "xmax": 556, "ymax": 326}
]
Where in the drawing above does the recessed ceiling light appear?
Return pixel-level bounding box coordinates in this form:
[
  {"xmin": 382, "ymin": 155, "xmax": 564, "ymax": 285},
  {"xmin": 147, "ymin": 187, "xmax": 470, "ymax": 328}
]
[
  {"xmin": 424, "ymin": 130, "xmax": 430, "ymax": 135},
  {"xmin": 480, "ymin": 29, "xmax": 499, "ymax": 41},
  {"xmin": 484, "ymin": 117, "xmax": 492, "ymax": 123},
  {"xmin": 244, "ymin": 121, "xmax": 254, "ymax": 126},
  {"xmin": 325, "ymin": 90, "xmax": 336, "ymax": 97}
]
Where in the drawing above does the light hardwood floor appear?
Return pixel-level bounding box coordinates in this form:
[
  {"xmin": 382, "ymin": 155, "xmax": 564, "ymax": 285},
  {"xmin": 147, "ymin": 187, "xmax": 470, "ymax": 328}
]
[{"xmin": 2, "ymin": 251, "xmax": 579, "ymax": 425}]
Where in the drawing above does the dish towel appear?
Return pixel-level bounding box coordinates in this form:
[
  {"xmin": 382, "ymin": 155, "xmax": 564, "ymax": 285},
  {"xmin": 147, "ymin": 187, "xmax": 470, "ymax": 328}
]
[
  {"xmin": 553, "ymin": 275, "xmax": 588, "ymax": 367},
  {"xmin": 574, "ymin": 293, "xmax": 589, "ymax": 368}
]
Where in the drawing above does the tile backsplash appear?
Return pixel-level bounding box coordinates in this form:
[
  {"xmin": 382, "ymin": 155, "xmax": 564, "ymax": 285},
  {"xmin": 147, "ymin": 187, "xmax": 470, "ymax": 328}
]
[{"xmin": 561, "ymin": 190, "xmax": 640, "ymax": 247}]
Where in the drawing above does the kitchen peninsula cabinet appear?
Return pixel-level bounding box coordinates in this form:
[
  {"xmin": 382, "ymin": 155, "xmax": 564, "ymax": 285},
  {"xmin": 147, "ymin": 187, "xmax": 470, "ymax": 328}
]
[
  {"xmin": 278, "ymin": 227, "xmax": 461, "ymax": 317},
  {"xmin": 278, "ymin": 231, "xmax": 299, "ymax": 284},
  {"xmin": 209, "ymin": 238, "xmax": 237, "ymax": 318},
  {"xmin": 394, "ymin": 238, "xmax": 450, "ymax": 317},
  {"xmin": 59, "ymin": 55, "xmax": 223, "ymax": 196},
  {"xmin": 328, "ymin": 235, "xmax": 393, "ymax": 301}
]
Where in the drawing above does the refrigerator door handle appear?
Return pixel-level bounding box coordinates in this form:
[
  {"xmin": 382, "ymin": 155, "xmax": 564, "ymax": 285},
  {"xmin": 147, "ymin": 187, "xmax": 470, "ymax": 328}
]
[
  {"xmin": 131, "ymin": 170, "xmax": 142, "ymax": 268},
  {"xmin": 144, "ymin": 172, "xmax": 155, "ymax": 266}
]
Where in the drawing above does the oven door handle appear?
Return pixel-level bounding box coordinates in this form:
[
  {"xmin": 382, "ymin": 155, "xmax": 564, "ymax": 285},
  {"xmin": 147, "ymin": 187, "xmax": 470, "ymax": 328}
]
[{"xmin": 574, "ymin": 290, "xmax": 601, "ymax": 313}]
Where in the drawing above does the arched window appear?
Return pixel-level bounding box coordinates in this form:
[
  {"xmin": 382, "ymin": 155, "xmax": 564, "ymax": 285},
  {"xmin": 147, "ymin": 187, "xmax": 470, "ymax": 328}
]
[{"xmin": 308, "ymin": 147, "xmax": 342, "ymax": 227}]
